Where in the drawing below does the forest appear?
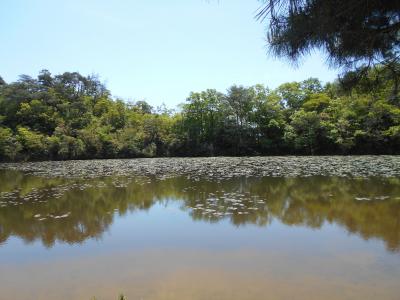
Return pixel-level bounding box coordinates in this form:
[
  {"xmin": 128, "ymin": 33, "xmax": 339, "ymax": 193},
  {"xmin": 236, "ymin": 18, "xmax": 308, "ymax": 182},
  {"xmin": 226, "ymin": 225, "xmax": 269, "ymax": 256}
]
[{"xmin": 0, "ymin": 66, "xmax": 399, "ymax": 161}]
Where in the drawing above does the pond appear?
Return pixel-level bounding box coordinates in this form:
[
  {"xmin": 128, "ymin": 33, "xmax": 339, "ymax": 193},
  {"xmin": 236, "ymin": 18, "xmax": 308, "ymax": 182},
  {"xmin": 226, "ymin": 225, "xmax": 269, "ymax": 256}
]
[{"xmin": 0, "ymin": 157, "xmax": 399, "ymax": 299}]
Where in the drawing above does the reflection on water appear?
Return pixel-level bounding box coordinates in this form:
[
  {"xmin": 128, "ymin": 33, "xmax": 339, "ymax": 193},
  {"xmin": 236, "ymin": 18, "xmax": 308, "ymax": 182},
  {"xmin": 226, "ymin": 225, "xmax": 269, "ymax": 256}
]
[
  {"xmin": 0, "ymin": 170, "xmax": 399, "ymax": 251},
  {"xmin": 1, "ymin": 169, "xmax": 400, "ymax": 300}
]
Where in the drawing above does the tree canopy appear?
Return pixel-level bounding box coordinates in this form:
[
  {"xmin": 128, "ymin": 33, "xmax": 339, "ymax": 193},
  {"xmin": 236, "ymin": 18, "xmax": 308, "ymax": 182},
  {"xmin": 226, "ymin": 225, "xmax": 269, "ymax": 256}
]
[
  {"xmin": 0, "ymin": 68, "xmax": 399, "ymax": 161},
  {"xmin": 257, "ymin": 0, "xmax": 400, "ymax": 99},
  {"xmin": 257, "ymin": 0, "xmax": 400, "ymax": 66}
]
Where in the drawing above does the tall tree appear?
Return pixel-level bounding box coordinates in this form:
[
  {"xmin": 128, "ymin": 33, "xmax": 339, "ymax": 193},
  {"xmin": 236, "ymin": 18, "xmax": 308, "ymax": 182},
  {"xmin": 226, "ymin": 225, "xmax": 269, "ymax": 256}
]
[{"xmin": 225, "ymin": 85, "xmax": 255, "ymax": 154}]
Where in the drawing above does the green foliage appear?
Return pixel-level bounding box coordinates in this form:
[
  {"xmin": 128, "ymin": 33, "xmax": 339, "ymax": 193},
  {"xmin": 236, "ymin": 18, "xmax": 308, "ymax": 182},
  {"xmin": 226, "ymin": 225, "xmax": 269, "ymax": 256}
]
[
  {"xmin": 302, "ymin": 93, "xmax": 330, "ymax": 112},
  {"xmin": 284, "ymin": 110, "xmax": 328, "ymax": 154},
  {"xmin": 257, "ymin": 1, "xmax": 400, "ymax": 103},
  {"xmin": 257, "ymin": 0, "xmax": 400, "ymax": 67},
  {"xmin": 0, "ymin": 68, "xmax": 398, "ymax": 161},
  {"xmin": 0, "ymin": 127, "xmax": 21, "ymax": 161},
  {"xmin": 17, "ymin": 127, "xmax": 47, "ymax": 159},
  {"xmin": 181, "ymin": 89, "xmax": 225, "ymax": 155}
]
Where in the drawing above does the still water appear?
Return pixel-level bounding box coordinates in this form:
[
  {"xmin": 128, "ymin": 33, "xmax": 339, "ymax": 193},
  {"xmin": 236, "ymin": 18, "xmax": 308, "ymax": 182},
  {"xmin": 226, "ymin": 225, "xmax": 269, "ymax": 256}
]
[{"xmin": 0, "ymin": 170, "xmax": 399, "ymax": 299}]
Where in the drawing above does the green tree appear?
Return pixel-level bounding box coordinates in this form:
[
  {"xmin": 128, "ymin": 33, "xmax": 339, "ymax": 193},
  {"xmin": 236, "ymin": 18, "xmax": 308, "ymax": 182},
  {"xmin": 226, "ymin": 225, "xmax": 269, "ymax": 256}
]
[
  {"xmin": 133, "ymin": 100, "xmax": 153, "ymax": 114},
  {"xmin": 258, "ymin": 0, "xmax": 400, "ymax": 67},
  {"xmin": 0, "ymin": 127, "xmax": 21, "ymax": 160},
  {"xmin": 16, "ymin": 99, "xmax": 59, "ymax": 134},
  {"xmin": 0, "ymin": 69, "xmax": 398, "ymax": 160},
  {"xmin": 17, "ymin": 127, "xmax": 47, "ymax": 159},
  {"xmin": 284, "ymin": 110, "xmax": 330, "ymax": 154},
  {"xmin": 250, "ymin": 85, "xmax": 286, "ymax": 153},
  {"xmin": 181, "ymin": 89, "xmax": 225, "ymax": 155},
  {"xmin": 257, "ymin": 0, "xmax": 400, "ymax": 101},
  {"xmin": 302, "ymin": 93, "xmax": 331, "ymax": 112},
  {"xmin": 225, "ymin": 85, "xmax": 255, "ymax": 154}
]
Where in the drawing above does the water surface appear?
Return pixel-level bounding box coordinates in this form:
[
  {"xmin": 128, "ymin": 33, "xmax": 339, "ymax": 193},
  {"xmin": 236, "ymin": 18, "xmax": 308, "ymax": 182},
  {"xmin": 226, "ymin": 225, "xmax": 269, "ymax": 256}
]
[{"xmin": 0, "ymin": 169, "xmax": 399, "ymax": 299}]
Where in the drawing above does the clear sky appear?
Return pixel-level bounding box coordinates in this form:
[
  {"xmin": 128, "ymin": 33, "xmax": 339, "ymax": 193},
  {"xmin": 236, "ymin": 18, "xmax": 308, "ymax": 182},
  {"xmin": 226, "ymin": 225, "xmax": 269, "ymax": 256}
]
[{"xmin": 0, "ymin": 0, "xmax": 339, "ymax": 108}]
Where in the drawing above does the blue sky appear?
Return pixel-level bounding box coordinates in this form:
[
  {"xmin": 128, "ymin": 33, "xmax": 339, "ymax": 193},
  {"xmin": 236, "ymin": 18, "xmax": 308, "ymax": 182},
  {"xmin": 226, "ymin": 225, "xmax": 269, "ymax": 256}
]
[{"xmin": 0, "ymin": 0, "xmax": 339, "ymax": 108}]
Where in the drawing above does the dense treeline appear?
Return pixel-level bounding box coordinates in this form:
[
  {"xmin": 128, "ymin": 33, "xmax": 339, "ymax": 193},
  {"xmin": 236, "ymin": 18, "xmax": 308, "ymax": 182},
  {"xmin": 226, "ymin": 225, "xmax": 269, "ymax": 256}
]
[{"xmin": 0, "ymin": 67, "xmax": 399, "ymax": 161}]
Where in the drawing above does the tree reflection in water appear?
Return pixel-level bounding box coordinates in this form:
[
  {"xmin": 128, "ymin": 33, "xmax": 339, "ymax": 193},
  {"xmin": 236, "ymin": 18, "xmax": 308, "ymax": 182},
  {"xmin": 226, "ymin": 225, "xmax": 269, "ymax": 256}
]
[{"xmin": 0, "ymin": 170, "xmax": 399, "ymax": 251}]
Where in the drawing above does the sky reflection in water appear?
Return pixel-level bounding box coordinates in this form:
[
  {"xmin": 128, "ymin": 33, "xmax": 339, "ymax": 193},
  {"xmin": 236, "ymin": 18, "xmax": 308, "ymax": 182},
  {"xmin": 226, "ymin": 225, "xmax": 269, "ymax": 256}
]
[{"xmin": 0, "ymin": 170, "xmax": 399, "ymax": 299}]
